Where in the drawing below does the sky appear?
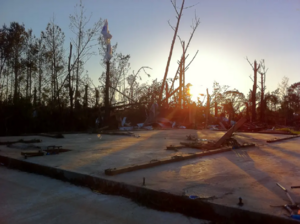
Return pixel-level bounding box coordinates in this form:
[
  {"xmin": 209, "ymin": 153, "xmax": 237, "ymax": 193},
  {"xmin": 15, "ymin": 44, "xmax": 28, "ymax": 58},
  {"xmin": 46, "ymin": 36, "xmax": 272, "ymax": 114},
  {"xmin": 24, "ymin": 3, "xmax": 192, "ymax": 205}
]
[{"xmin": 0, "ymin": 0, "xmax": 300, "ymax": 101}]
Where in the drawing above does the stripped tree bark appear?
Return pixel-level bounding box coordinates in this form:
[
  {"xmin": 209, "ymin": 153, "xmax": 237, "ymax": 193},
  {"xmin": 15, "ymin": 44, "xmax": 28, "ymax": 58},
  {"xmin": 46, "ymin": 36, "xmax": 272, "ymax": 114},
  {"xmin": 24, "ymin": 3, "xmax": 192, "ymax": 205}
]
[
  {"xmin": 67, "ymin": 42, "xmax": 73, "ymax": 113},
  {"xmin": 69, "ymin": 0, "xmax": 102, "ymax": 109},
  {"xmin": 168, "ymin": 12, "xmax": 200, "ymax": 99},
  {"xmin": 158, "ymin": 0, "xmax": 185, "ymax": 104},
  {"xmin": 259, "ymin": 60, "xmax": 268, "ymax": 123},
  {"xmin": 247, "ymin": 58, "xmax": 260, "ymax": 122}
]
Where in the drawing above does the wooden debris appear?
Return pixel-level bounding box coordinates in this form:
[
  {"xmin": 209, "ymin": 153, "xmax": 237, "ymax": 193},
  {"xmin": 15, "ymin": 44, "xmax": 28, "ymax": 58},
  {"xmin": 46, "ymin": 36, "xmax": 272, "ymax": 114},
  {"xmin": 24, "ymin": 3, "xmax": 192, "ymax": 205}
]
[
  {"xmin": 180, "ymin": 141, "xmax": 216, "ymax": 150},
  {"xmin": 101, "ymin": 131, "xmax": 134, "ymax": 136},
  {"xmin": 105, "ymin": 147, "xmax": 233, "ymax": 176},
  {"xmin": 166, "ymin": 145, "xmax": 184, "ymax": 150},
  {"xmin": 39, "ymin": 133, "xmax": 64, "ymax": 138},
  {"xmin": 44, "ymin": 145, "xmax": 70, "ymax": 154},
  {"xmin": 0, "ymin": 139, "xmax": 41, "ymax": 145},
  {"xmin": 214, "ymin": 116, "xmax": 247, "ymax": 148},
  {"xmin": 186, "ymin": 135, "xmax": 198, "ymax": 141},
  {"xmin": 21, "ymin": 150, "xmax": 44, "ymax": 159},
  {"xmin": 266, "ymin": 135, "xmax": 300, "ymax": 143}
]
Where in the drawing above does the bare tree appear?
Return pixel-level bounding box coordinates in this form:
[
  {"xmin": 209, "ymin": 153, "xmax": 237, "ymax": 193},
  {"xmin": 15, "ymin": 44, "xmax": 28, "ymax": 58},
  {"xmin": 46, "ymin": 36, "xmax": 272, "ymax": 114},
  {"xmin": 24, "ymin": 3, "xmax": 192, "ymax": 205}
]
[
  {"xmin": 258, "ymin": 59, "xmax": 268, "ymax": 122},
  {"xmin": 3, "ymin": 22, "xmax": 28, "ymax": 103},
  {"xmin": 158, "ymin": 0, "xmax": 185, "ymax": 104},
  {"xmin": 36, "ymin": 33, "xmax": 46, "ymax": 104},
  {"xmin": 42, "ymin": 18, "xmax": 65, "ymax": 104},
  {"xmin": 168, "ymin": 13, "xmax": 200, "ymax": 104},
  {"xmin": 247, "ymin": 58, "xmax": 260, "ymax": 122},
  {"xmin": 278, "ymin": 76, "xmax": 289, "ymax": 102},
  {"xmin": 159, "ymin": 0, "xmax": 200, "ymax": 105},
  {"xmin": 125, "ymin": 66, "xmax": 151, "ymax": 104},
  {"xmin": 69, "ymin": 0, "xmax": 103, "ymax": 109}
]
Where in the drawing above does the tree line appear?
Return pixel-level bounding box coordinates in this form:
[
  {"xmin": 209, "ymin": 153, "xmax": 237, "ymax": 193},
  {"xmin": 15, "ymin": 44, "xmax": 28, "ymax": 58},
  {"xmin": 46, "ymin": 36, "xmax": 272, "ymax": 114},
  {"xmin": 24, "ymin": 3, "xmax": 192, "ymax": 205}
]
[{"xmin": 0, "ymin": 0, "xmax": 299, "ymax": 135}]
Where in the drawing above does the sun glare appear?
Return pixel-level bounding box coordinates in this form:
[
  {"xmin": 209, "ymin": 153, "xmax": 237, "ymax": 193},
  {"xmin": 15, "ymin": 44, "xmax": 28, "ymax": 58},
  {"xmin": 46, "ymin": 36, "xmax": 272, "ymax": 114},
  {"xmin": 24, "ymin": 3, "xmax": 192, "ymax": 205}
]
[{"xmin": 188, "ymin": 85, "xmax": 199, "ymax": 102}]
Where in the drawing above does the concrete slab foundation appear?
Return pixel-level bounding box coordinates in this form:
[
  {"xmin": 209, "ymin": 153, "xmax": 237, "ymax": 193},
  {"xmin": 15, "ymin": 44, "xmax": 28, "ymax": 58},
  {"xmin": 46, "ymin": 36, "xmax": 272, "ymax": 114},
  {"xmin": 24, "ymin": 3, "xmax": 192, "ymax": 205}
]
[{"xmin": 1, "ymin": 130, "xmax": 300, "ymax": 223}]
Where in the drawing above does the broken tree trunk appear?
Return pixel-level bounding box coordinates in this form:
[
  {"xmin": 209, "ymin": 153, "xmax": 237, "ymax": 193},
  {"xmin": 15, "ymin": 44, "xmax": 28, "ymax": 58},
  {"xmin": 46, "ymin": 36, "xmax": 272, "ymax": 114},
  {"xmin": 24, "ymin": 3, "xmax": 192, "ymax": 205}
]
[
  {"xmin": 260, "ymin": 72, "xmax": 264, "ymax": 122},
  {"xmin": 68, "ymin": 43, "xmax": 73, "ymax": 113},
  {"xmin": 206, "ymin": 88, "xmax": 210, "ymax": 128},
  {"xmin": 251, "ymin": 60, "xmax": 260, "ymax": 122},
  {"xmin": 159, "ymin": 0, "xmax": 185, "ymax": 104},
  {"xmin": 105, "ymin": 61, "xmax": 110, "ymax": 120}
]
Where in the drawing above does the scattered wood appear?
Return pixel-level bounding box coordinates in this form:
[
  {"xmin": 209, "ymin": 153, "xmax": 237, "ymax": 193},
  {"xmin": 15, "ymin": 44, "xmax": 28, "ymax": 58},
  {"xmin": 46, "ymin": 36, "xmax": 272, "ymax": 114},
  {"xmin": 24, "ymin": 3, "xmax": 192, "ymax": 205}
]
[
  {"xmin": 180, "ymin": 141, "xmax": 216, "ymax": 150},
  {"xmin": 166, "ymin": 145, "xmax": 184, "ymax": 150},
  {"xmin": 266, "ymin": 135, "xmax": 300, "ymax": 143},
  {"xmin": 214, "ymin": 116, "xmax": 247, "ymax": 148},
  {"xmin": 0, "ymin": 139, "xmax": 41, "ymax": 145},
  {"xmin": 105, "ymin": 147, "xmax": 233, "ymax": 176},
  {"xmin": 186, "ymin": 134, "xmax": 198, "ymax": 141},
  {"xmin": 180, "ymin": 135, "xmax": 254, "ymax": 151},
  {"xmin": 101, "ymin": 131, "xmax": 135, "ymax": 136},
  {"xmin": 39, "ymin": 133, "xmax": 64, "ymax": 138},
  {"xmin": 44, "ymin": 145, "xmax": 70, "ymax": 154},
  {"xmin": 21, "ymin": 150, "xmax": 44, "ymax": 159}
]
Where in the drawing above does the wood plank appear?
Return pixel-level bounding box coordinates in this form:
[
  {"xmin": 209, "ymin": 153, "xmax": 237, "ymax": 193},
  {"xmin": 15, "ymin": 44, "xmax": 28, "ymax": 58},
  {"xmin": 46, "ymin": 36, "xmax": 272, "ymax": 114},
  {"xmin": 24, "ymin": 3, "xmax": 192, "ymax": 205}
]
[
  {"xmin": 266, "ymin": 135, "xmax": 300, "ymax": 143},
  {"xmin": 214, "ymin": 116, "xmax": 247, "ymax": 148},
  {"xmin": 21, "ymin": 151, "xmax": 44, "ymax": 159},
  {"xmin": 104, "ymin": 145, "xmax": 257, "ymax": 176}
]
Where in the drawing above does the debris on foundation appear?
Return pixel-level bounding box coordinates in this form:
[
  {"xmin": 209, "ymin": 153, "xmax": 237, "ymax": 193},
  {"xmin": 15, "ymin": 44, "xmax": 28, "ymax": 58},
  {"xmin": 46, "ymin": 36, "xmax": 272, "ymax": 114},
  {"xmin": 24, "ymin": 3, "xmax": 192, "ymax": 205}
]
[
  {"xmin": 273, "ymin": 182, "xmax": 300, "ymax": 221},
  {"xmin": 166, "ymin": 145, "xmax": 184, "ymax": 150},
  {"xmin": 20, "ymin": 145, "xmax": 70, "ymax": 159},
  {"xmin": 7, "ymin": 143, "xmax": 41, "ymax": 150},
  {"xmin": 39, "ymin": 133, "xmax": 64, "ymax": 138},
  {"xmin": 105, "ymin": 147, "xmax": 234, "ymax": 175},
  {"xmin": 0, "ymin": 139, "xmax": 41, "ymax": 145},
  {"xmin": 266, "ymin": 135, "xmax": 300, "ymax": 143},
  {"xmin": 21, "ymin": 150, "xmax": 44, "ymax": 159},
  {"xmin": 186, "ymin": 134, "xmax": 199, "ymax": 141},
  {"xmin": 100, "ymin": 131, "xmax": 140, "ymax": 138},
  {"xmin": 44, "ymin": 145, "xmax": 71, "ymax": 154}
]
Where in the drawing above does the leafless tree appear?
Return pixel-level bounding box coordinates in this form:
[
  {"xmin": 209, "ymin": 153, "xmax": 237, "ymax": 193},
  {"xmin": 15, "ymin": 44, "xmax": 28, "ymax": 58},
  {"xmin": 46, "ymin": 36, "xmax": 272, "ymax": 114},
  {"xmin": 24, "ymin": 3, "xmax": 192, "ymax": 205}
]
[
  {"xmin": 258, "ymin": 59, "xmax": 268, "ymax": 122},
  {"xmin": 247, "ymin": 58, "xmax": 260, "ymax": 122},
  {"xmin": 69, "ymin": 0, "xmax": 103, "ymax": 109},
  {"xmin": 159, "ymin": 0, "xmax": 200, "ymax": 105},
  {"xmin": 42, "ymin": 17, "xmax": 66, "ymax": 104}
]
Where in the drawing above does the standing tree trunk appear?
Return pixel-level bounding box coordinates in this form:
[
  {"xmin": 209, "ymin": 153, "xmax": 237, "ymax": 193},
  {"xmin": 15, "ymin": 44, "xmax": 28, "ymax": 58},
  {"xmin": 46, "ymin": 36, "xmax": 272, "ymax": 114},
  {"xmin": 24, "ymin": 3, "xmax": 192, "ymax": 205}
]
[
  {"xmin": 179, "ymin": 53, "xmax": 182, "ymax": 108},
  {"xmin": 206, "ymin": 88, "xmax": 210, "ymax": 128},
  {"xmin": 13, "ymin": 56, "xmax": 19, "ymax": 103},
  {"xmin": 75, "ymin": 27, "xmax": 82, "ymax": 110},
  {"xmin": 105, "ymin": 61, "xmax": 110, "ymax": 120},
  {"xmin": 182, "ymin": 41, "xmax": 185, "ymax": 108},
  {"xmin": 68, "ymin": 43, "xmax": 73, "ymax": 113},
  {"xmin": 84, "ymin": 84, "xmax": 88, "ymax": 108},
  {"xmin": 259, "ymin": 60, "xmax": 267, "ymax": 123},
  {"xmin": 260, "ymin": 72, "xmax": 264, "ymax": 122},
  {"xmin": 33, "ymin": 87, "xmax": 37, "ymax": 106},
  {"xmin": 215, "ymin": 101, "xmax": 218, "ymax": 117},
  {"xmin": 248, "ymin": 60, "xmax": 260, "ymax": 122},
  {"xmin": 159, "ymin": 0, "xmax": 185, "ymax": 104},
  {"xmin": 95, "ymin": 88, "xmax": 99, "ymax": 107}
]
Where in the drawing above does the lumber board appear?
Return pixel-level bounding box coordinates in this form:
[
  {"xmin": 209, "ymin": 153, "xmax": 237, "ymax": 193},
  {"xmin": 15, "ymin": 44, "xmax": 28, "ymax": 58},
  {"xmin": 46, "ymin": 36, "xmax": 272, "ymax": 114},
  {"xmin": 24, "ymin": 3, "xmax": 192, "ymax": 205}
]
[
  {"xmin": 266, "ymin": 135, "xmax": 300, "ymax": 143},
  {"xmin": 105, "ymin": 148, "xmax": 231, "ymax": 175},
  {"xmin": 214, "ymin": 116, "xmax": 247, "ymax": 148},
  {"xmin": 104, "ymin": 144, "xmax": 259, "ymax": 176}
]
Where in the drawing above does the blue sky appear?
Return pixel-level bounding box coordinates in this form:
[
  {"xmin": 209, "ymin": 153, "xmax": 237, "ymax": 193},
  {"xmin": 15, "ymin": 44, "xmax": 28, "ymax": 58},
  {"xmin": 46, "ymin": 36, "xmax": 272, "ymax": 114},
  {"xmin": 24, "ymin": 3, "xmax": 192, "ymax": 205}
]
[{"xmin": 1, "ymin": 0, "xmax": 299, "ymax": 100}]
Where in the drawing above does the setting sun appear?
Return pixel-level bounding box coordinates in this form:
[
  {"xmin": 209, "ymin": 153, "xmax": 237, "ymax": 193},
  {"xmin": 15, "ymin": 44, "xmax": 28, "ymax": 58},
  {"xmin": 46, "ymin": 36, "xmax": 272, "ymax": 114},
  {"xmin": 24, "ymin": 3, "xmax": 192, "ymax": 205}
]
[{"xmin": 188, "ymin": 84, "xmax": 205, "ymax": 102}]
